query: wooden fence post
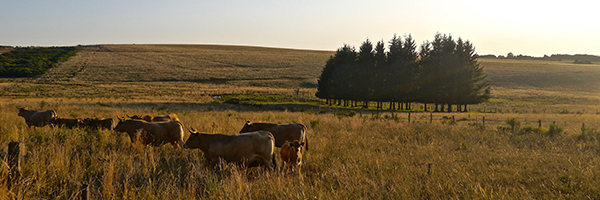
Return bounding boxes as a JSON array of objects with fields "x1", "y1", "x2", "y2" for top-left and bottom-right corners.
[
  {"x1": 8, "y1": 141, "x2": 21, "y2": 190},
  {"x1": 408, "y1": 112, "x2": 411, "y2": 123},
  {"x1": 81, "y1": 184, "x2": 89, "y2": 200},
  {"x1": 430, "y1": 113, "x2": 433, "y2": 123},
  {"x1": 538, "y1": 120, "x2": 542, "y2": 128},
  {"x1": 482, "y1": 117, "x2": 485, "y2": 127}
]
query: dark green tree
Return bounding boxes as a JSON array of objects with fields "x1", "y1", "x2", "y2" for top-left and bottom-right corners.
[{"x1": 316, "y1": 33, "x2": 490, "y2": 112}]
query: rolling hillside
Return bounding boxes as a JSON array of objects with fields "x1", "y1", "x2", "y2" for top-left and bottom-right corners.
[{"x1": 2, "y1": 44, "x2": 600, "y2": 107}]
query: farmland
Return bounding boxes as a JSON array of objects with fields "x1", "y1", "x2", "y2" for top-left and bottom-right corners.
[{"x1": 1, "y1": 44, "x2": 600, "y2": 199}]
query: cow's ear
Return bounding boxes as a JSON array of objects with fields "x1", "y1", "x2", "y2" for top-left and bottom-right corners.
[{"x1": 245, "y1": 119, "x2": 251, "y2": 125}]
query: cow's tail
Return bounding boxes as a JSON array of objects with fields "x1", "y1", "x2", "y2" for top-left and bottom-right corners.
[
  {"x1": 305, "y1": 135, "x2": 309, "y2": 151},
  {"x1": 300, "y1": 123, "x2": 308, "y2": 151},
  {"x1": 48, "y1": 110, "x2": 58, "y2": 127},
  {"x1": 271, "y1": 152, "x2": 277, "y2": 170}
]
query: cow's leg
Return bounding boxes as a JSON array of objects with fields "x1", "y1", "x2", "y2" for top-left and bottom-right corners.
[{"x1": 270, "y1": 154, "x2": 277, "y2": 171}]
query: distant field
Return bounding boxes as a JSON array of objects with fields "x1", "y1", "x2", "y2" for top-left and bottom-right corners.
[
  {"x1": 44, "y1": 45, "x2": 331, "y2": 86},
  {"x1": 2, "y1": 45, "x2": 600, "y2": 107}
]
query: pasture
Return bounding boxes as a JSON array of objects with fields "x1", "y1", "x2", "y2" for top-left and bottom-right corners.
[{"x1": 1, "y1": 45, "x2": 600, "y2": 199}]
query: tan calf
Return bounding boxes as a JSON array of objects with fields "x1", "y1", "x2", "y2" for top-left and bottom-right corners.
[{"x1": 281, "y1": 140, "x2": 304, "y2": 171}]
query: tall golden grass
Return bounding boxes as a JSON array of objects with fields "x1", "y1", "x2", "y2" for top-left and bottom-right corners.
[
  {"x1": 1, "y1": 98, "x2": 600, "y2": 199},
  {"x1": 1, "y1": 45, "x2": 600, "y2": 199}
]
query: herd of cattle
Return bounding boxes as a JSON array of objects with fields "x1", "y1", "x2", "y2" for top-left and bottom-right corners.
[{"x1": 16, "y1": 106, "x2": 309, "y2": 171}]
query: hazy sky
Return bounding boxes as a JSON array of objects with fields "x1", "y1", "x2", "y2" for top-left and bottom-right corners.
[{"x1": 2, "y1": 0, "x2": 599, "y2": 56}]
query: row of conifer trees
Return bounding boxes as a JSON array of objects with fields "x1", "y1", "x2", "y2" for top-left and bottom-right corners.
[{"x1": 315, "y1": 33, "x2": 491, "y2": 112}]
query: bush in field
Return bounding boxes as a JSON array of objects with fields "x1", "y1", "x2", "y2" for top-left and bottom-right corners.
[
  {"x1": 575, "y1": 124, "x2": 600, "y2": 141},
  {"x1": 545, "y1": 123, "x2": 564, "y2": 137},
  {"x1": 506, "y1": 118, "x2": 520, "y2": 133},
  {"x1": 519, "y1": 125, "x2": 545, "y2": 134}
]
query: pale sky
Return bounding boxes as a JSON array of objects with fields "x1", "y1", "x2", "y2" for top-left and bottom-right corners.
[{"x1": 2, "y1": 0, "x2": 599, "y2": 57}]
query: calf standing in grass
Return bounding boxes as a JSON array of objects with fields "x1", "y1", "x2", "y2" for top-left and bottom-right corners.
[
  {"x1": 281, "y1": 140, "x2": 305, "y2": 173},
  {"x1": 185, "y1": 128, "x2": 276, "y2": 170}
]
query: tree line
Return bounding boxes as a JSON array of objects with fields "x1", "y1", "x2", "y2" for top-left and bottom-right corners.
[
  {"x1": 0, "y1": 46, "x2": 79, "y2": 78},
  {"x1": 316, "y1": 33, "x2": 491, "y2": 112}
]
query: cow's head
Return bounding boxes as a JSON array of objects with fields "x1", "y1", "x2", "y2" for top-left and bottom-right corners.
[
  {"x1": 117, "y1": 116, "x2": 126, "y2": 122},
  {"x1": 285, "y1": 140, "x2": 304, "y2": 166},
  {"x1": 113, "y1": 116, "x2": 128, "y2": 131},
  {"x1": 290, "y1": 140, "x2": 305, "y2": 153},
  {"x1": 185, "y1": 128, "x2": 202, "y2": 149},
  {"x1": 239, "y1": 120, "x2": 254, "y2": 133},
  {"x1": 16, "y1": 106, "x2": 28, "y2": 116}
]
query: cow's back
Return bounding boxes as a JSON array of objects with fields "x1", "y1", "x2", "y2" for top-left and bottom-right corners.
[
  {"x1": 145, "y1": 121, "x2": 184, "y2": 145},
  {"x1": 261, "y1": 123, "x2": 305, "y2": 147}
]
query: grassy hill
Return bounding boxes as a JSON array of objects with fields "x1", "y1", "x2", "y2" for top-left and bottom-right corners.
[
  {"x1": 1, "y1": 44, "x2": 332, "y2": 100},
  {"x1": 43, "y1": 44, "x2": 331, "y2": 87},
  {"x1": 3, "y1": 44, "x2": 600, "y2": 108}
]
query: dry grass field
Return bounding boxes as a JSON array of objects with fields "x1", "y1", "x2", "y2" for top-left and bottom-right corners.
[{"x1": 1, "y1": 45, "x2": 600, "y2": 199}]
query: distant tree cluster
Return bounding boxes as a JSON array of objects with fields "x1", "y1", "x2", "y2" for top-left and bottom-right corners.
[
  {"x1": 316, "y1": 33, "x2": 491, "y2": 112},
  {"x1": 0, "y1": 47, "x2": 79, "y2": 78},
  {"x1": 481, "y1": 53, "x2": 600, "y2": 64}
]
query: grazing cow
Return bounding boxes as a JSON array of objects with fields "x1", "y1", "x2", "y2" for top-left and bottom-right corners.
[
  {"x1": 113, "y1": 117, "x2": 185, "y2": 148},
  {"x1": 281, "y1": 140, "x2": 305, "y2": 171},
  {"x1": 185, "y1": 128, "x2": 276, "y2": 170},
  {"x1": 239, "y1": 120, "x2": 309, "y2": 150},
  {"x1": 127, "y1": 114, "x2": 179, "y2": 122},
  {"x1": 83, "y1": 118, "x2": 114, "y2": 130},
  {"x1": 16, "y1": 106, "x2": 57, "y2": 127},
  {"x1": 50, "y1": 117, "x2": 84, "y2": 129}
]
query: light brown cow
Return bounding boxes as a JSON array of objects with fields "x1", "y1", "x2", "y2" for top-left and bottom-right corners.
[
  {"x1": 127, "y1": 114, "x2": 179, "y2": 122},
  {"x1": 185, "y1": 128, "x2": 276, "y2": 170},
  {"x1": 239, "y1": 120, "x2": 309, "y2": 150},
  {"x1": 16, "y1": 106, "x2": 57, "y2": 127},
  {"x1": 281, "y1": 140, "x2": 304, "y2": 172},
  {"x1": 83, "y1": 118, "x2": 114, "y2": 130},
  {"x1": 113, "y1": 117, "x2": 185, "y2": 148},
  {"x1": 50, "y1": 117, "x2": 84, "y2": 129}
]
